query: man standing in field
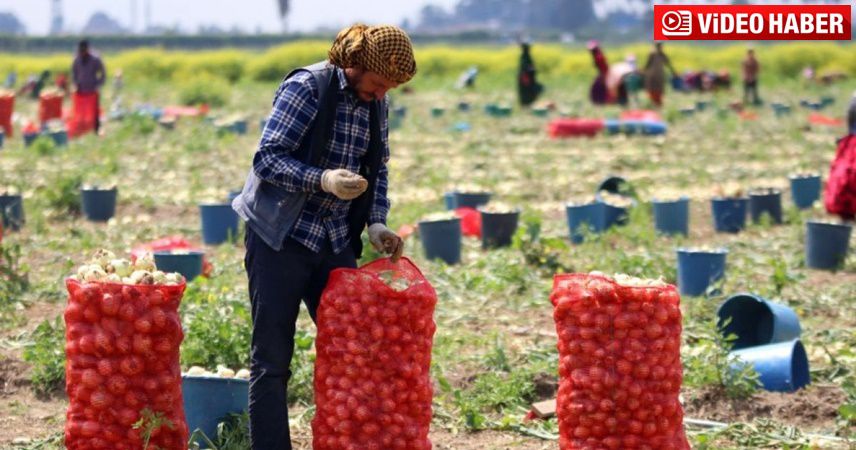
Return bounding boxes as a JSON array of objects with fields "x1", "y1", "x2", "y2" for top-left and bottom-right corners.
[
  {"x1": 71, "y1": 39, "x2": 106, "y2": 135},
  {"x1": 742, "y1": 48, "x2": 761, "y2": 106},
  {"x1": 232, "y1": 24, "x2": 414, "y2": 450}
]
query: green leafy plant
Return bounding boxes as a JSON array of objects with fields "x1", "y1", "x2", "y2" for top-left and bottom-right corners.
[
  {"x1": 0, "y1": 242, "x2": 30, "y2": 312},
  {"x1": 288, "y1": 329, "x2": 316, "y2": 405},
  {"x1": 42, "y1": 172, "x2": 83, "y2": 215},
  {"x1": 180, "y1": 284, "x2": 251, "y2": 370},
  {"x1": 133, "y1": 408, "x2": 175, "y2": 450},
  {"x1": 30, "y1": 135, "x2": 58, "y2": 156},
  {"x1": 768, "y1": 257, "x2": 801, "y2": 296},
  {"x1": 188, "y1": 412, "x2": 250, "y2": 450},
  {"x1": 22, "y1": 317, "x2": 65, "y2": 395},
  {"x1": 684, "y1": 318, "x2": 761, "y2": 399}
]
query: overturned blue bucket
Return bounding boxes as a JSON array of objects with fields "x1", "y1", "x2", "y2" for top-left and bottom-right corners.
[
  {"x1": 711, "y1": 197, "x2": 748, "y2": 233},
  {"x1": 200, "y1": 203, "x2": 239, "y2": 245},
  {"x1": 81, "y1": 187, "x2": 118, "y2": 222},
  {"x1": 49, "y1": 129, "x2": 68, "y2": 146},
  {"x1": 154, "y1": 250, "x2": 205, "y2": 281},
  {"x1": 676, "y1": 248, "x2": 728, "y2": 297},
  {"x1": 790, "y1": 175, "x2": 821, "y2": 210},
  {"x1": 480, "y1": 209, "x2": 520, "y2": 249},
  {"x1": 454, "y1": 192, "x2": 491, "y2": 209},
  {"x1": 566, "y1": 203, "x2": 603, "y2": 244},
  {"x1": 717, "y1": 293, "x2": 802, "y2": 349},
  {"x1": 749, "y1": 189, "x2": 783, "y2": 224},
  {"x1": 183, "y1": 376, "x2": 249, "y2": 445},
  {"x1": 0, "y1": 194, "x2": 25, "y2": 231},
  {"x1": 805, "y1": 221, "x2": 852, "y2": 270},
  {"x1": 730, "y1": 339, "x2": 810, "y2": 392},
  {"x1": 653, "y1": 197, "x2": 690, "y2": 236},
  {"x1": 418, "y1": 218, "x2": 462, "y2": 265}
]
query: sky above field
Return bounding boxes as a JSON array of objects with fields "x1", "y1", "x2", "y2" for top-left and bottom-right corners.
[{"x1": 0, "y1": 0, "x2": 460, "y2": 35}]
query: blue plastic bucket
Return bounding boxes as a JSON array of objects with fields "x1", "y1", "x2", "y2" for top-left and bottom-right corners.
[
  {"x1": 789, "y1": 175, "x2": 821, "y2": 210},
  {"x1": 805, "y1": 221, "x2": 852, "y2": 270},
  {"x1": 730, "y1": 340, "x2": 810, "y2": 392},
  {"x1": 431, "y1": 107, "x2": 445, "y2": 118},
  {"x1": 566, "y1": 203, "x2": 602, "y2": 244},
  {"x1": 711, "y1": 197, "x2": 748, "y2": 233},
  {"x1": 418, "y1": 218, "x2": 462, "y2": 264},
  {"x1": 491, "y1": 106, "x2": 512, "y2": 117},
  {"x1": 0, "y1": 194, "x2": 25, "y2": 231},
  {"x1": 451, "y1": 122, "x2": 471, "y2": 133},
  {"x1": 749, "y1": 189, "x2": 783, "y2": 224},
  {"x1": 81, "y1": 188, "x2": 117, "y2": 222},
  {"x1": 200, "y1": 203, "x2": 240, "y2": 245},
  {"x1": 443, "y1": 192, "x2": 457, "y2": 210},
  {"x1": 457, "y1": 102, "x2": 471, "y2": 112},
  {"x1": 676, "y1": 248, "x2": 728, "y2": 297},
  {"x1": 653, "y1": 198, "x2": 690, "y2": 236},
  {"x1": 600, "y1": 202, "x2": 630, "y2": 228},
  {"x1": 717, "y1": 293, "x2": 802, "y2": 349},
  {"x1": 453, "y1": 192, "x2": 491, "y2": 209},
  {"x1": 393, "y1": 106, "x2": 407, "y2": 119},
  {"x1": 771, "y1": 103, "x2": 791, "y2": 116},
  {"x1": 153, "y1": 250, "x2": 205, "y2": 281},
  {"x1": 183, "y1": 376, "x2": 249, "y2": 445},
  {"x1": 227, "y1": 189, "x2": 242, "y2": 204},
  {"x1": 532, "y1": 107, "x2": 549, "y2": 117},
  {"x1": 23, "y1": 132, "x2": 38, "y2": 147},
  {"x1": 49, "y1": 130, "x2": 68, "y2": 146},
  {"x1": 696, "y1": 101, "x2": 709, "y2": 111},
  {"x1": 641, "y1": 121, "x2": 667, "y2": 136},
  {"x1": 480, "y1": 210, "x2": 520, "y2": 249}
]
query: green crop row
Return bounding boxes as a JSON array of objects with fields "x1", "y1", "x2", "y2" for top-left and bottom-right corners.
[{"x1": 0, "y1": 41, "x2": 852, "y2": 87}]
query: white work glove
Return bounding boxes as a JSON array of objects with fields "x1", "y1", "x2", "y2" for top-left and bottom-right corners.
[
  {"x1": 321, "y1": 169, "x2": 368, "y2": 200},
  {"x1": 368, "y1": 223, "x2": 404, "y2": 263}
]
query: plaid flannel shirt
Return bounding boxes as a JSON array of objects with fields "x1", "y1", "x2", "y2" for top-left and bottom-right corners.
[{"x1": 253, "y1": 67, "x2": 390, "y2": 254}]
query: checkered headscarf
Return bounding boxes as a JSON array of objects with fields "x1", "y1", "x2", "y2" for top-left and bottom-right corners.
[{"x1": 328, "y1": 24, "x2": 417, "y2": 84}]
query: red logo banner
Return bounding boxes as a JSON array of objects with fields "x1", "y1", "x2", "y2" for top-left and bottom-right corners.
[{"x1": 654, "y1": 5, "x2": 852, "y2": 41}]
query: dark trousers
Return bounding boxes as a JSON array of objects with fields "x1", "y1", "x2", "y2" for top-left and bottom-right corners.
[
  {"x1": 744, "y1": 80, "x2": 760, "y2": 105},
  {"x1": 244, "y1": 227, "x2": 356, "y2": 450}
]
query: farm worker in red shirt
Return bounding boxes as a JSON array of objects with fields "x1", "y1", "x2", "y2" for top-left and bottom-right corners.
[{"x1": 824, "y1": 92, "x2": 856, "y2": 220}]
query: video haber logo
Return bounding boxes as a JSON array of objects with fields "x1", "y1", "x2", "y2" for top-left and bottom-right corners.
[{"x1": 654, "y1": 5, "x2": 852, "y2": 41}]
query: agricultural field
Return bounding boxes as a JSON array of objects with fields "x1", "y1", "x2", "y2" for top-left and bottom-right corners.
[{"x1": 0, "y1": 43, "x2": 855, "y2": 449}]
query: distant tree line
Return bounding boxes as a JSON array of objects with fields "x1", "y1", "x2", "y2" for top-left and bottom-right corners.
[{"x1": 414, "y1": 0, "x2": 597, "y2": 33}]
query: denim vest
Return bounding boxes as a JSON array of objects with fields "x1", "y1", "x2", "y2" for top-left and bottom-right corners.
[{"x1": 232, "y1": 61, "x2": 383, "y2": 257}]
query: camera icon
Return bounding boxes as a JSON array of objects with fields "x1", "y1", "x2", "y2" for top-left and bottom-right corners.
[{"x1": 661, "y1": 10, "x2": 692, "y2": 36}]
